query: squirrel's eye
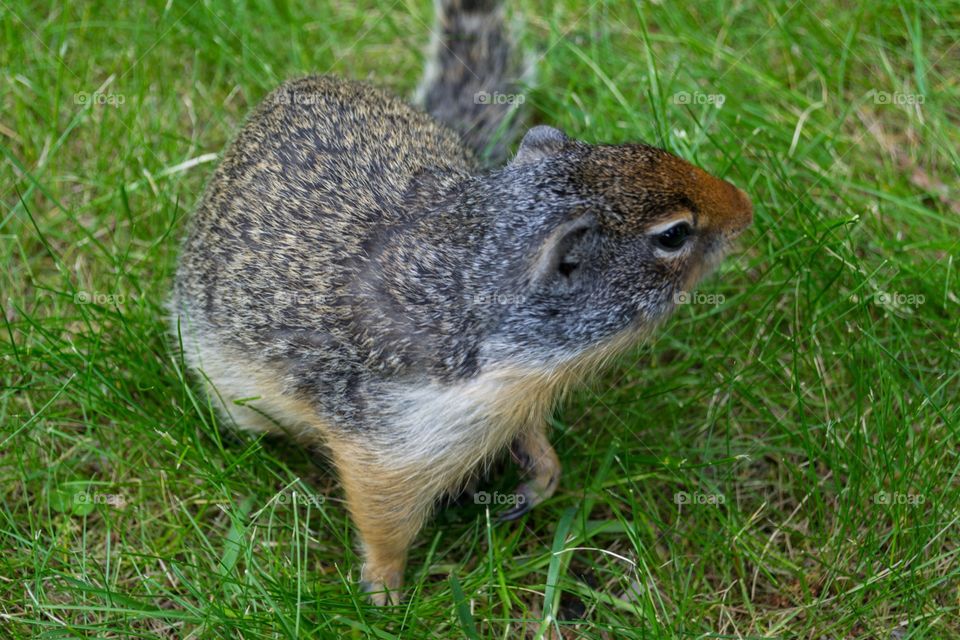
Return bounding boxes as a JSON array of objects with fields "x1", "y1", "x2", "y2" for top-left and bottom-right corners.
[{"x1": 653, "y1": 222, "x2": 692, "y2": 251}]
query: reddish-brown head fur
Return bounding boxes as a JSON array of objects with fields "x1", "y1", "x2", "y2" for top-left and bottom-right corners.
[{"x1": 576, "y1": 144, "x2": 753, "y2": 239}]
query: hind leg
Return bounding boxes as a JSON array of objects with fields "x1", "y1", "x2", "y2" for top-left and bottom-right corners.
[{"x1": 326, "y1": 438, "x2": 449, "y2": 605}]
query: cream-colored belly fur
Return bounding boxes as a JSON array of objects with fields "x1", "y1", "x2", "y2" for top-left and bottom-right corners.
[{"x1": 178, "y1": 330, "x2": 566, "y2": 489}]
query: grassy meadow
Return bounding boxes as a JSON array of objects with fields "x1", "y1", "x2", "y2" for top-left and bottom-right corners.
[{"x1": 2, "y1": 0, "x2": 958, "y2": 637}]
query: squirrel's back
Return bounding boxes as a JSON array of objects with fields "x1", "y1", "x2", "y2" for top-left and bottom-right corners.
[
  {"x1": 174, "y1": 0, "x2": 521, "y2": 382},
  {"x1": 174, "y1": 75, "x2": 472, "y2": 347},
  {"x1": 174, "y1": 0, "x2": 521, "y2": 348}
]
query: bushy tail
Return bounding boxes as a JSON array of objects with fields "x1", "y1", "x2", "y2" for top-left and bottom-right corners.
[{"x1": 416, "y1": 0, "x2": 525, "y2": 164}]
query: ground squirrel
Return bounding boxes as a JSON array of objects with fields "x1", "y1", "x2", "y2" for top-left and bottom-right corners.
[{"x1": 171, "y1": 0, "x2": 753, "y2": 604}]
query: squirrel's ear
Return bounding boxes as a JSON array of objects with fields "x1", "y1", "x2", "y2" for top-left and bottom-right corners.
[
  {"x1": 512, "y1": 126, "x2": 569, "y2": 166},
  {"x1": 530, "y1": 215, "x2": 597, "y2": 286}
]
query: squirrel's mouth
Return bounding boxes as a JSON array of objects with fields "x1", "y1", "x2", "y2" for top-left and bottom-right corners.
[
  {"x1": 674, "y1": 234, "x2": 741, "y2": 298},
  {"x1": 702, "y1": 235, "x2": 735, "y2": 271}
]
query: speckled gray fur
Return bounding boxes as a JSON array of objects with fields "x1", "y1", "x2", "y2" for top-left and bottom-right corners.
[
  {"x1": 173, "y1": 67, "x2": 746, "y2": 433},
  {"x1": 171, "y1": 0, "x2": 752, "y2": 602}
]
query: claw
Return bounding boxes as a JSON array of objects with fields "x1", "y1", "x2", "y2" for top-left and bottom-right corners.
[
  {"x1": 495, "y1": 481, "x2": 541, "y2": 522},
  {"x1": 497, "y1": 501, "x2": 531, "y2": 522}
]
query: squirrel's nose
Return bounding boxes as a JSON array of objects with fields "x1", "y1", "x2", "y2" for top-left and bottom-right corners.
[{"x1": 714, "y1": 182, "x2": 753, "y2": 238}]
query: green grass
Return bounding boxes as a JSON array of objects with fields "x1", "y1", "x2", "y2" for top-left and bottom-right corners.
[{"x1": 2, "y1": 0, "x2": 959, "y2": 637}]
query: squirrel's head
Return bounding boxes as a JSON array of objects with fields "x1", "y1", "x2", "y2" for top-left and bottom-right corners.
[{"x1": 479, "y1": 125, "x2": 753, "y2": 368}]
